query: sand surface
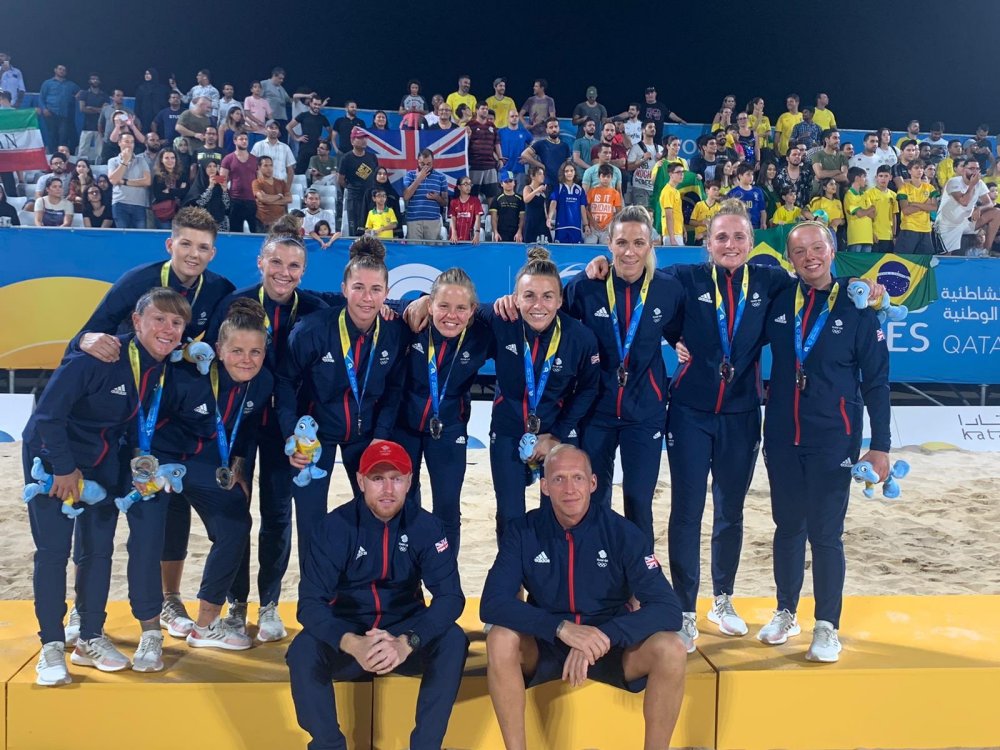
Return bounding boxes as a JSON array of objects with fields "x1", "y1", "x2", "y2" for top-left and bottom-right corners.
[{"x1": 3, "y1": 442, "x2": 999, "y2": 602}]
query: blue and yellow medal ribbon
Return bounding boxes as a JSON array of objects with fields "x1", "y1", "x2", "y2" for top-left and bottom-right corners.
[
  {"x1": 711, "y1": 264, "x2": 749, "y2": 363},
  {"x1": 339, "y1": 309, "x2": 380, "y2": 428},
  {"x1": 128, "y1": 339, "x2": 165, "y2": 454},
  {"x1": 605, "y1": 268, "x2": 650, "y2": 371},
  {"x1": 793, "y1": 281, "x2": 840, "y2": 370},
  {"x1": 522, "y1": 318, "x2": 561, "y2": 428}
]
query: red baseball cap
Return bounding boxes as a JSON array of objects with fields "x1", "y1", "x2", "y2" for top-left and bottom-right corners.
[
  {"x1": 350, "y1": 126, "x2": 367, "y2": 140},
  {"x1": 359, "y1": 441, "x2": 412, "y2": 476}
]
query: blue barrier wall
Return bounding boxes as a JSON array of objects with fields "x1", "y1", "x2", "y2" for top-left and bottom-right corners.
[{"x1": 0, "y1": 227, "x2": 997, "y2": 383}]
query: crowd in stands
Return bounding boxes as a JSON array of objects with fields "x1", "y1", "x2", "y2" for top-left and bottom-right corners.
[{"x1": 1, "y1": 56, "x2": 998, "y2": 256}]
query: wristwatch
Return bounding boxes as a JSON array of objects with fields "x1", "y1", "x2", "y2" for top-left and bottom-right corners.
[
  {"x1": 122, "y1": 178, "x2": 128, "y2": 186},
  {"x1": 403, "y1": 631, "x2": 421, "y2": 650}
]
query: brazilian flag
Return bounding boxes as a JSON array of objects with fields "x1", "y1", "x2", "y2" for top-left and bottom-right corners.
[
  {"x1": 749, "y1": 225, "x2": 794, "y2": 272},
  {"x1": 649, "y1": 163, "x2": 705, "y2": 240},
  {"x1": 833, "y1": 253, "x2": 938, "y2": 310}
]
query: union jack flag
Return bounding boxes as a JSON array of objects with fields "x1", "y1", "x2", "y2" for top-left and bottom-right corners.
[
  {"x1": 435, "y1": 538, "x2": 450, "y2": 553},
  {"x1": 644, "y1": 555, "x2": 660, "y2": 570},
  {"x1": 361, "y1": 128, "x2": 469, "y2": 193}
]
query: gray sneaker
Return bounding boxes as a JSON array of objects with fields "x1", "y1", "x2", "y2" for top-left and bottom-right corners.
[
  {"x1": 36, "y1": 641, "x2": 72, "y2": 686},
  {"x1": 223, "y1": 600, "x2": 248, "y2": 635},
  {"x1": 806, "y1": 620, "x2": 842, "y2": 663},
  {"x1": 132, "y1": 630, "x2": 165, "y2": 672},
  {"x1": 160, "y1": 595, "x2": 195, "y2": 638},
  {"x1": 256, "y1": 602, "x2": 287, "y2": 643},
  {"x1": 64, "y1": 606, "x2": 81, "y2": 647},
  {"x1": 678, "y1": 612, "x2": 698, "y2": 654}
]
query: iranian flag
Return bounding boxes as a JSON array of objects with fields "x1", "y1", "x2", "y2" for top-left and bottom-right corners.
[{"x1": 0, "y1": 109, "x2": 49, "y2": 171}]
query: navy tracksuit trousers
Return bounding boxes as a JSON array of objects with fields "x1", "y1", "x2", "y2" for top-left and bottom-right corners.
[
  {"x1": 286, "y1": 624, "x2": 469, "y2": 750},
  {"x1": 665, "y1": 402, "x2": 761, "y2": 611},
  {"x1": 764, "y1": 441, "x2": 857, "y2": 629}
]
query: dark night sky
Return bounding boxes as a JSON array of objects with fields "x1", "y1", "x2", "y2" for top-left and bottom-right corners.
[{"x1": 6, "y1": 0, "x2": 996, "y2": 134}]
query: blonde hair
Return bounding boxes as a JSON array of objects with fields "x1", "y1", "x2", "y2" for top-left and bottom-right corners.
[
  {"x1": 134, "y1": 287, "x2": 192, "y2": 323},
  {"x1": 705, "y1": 198, "x2": 754, "y2": 239},
  {"x1": 430, "y1": 267, "x2": 479, "y2": 307},
  {"x1": 514, "y1": 246, "x2": 562, "y2": 293},
  {"x1": 609, "y1": 205, "x2": 657, "y2": 276},
  {"x1": 786, "y1": 220, "x2": 836, "y2": 251},
  {"x1": 218, "y1": 298, "x2": 268, "y2": 347}
]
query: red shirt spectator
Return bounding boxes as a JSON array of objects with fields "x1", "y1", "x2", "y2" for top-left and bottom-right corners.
[
  {"x1": 468, "y1": 107, "x2": 500, "y2": 171},
  {"x1": 220, "y1": 150, "x2": 259, "y2": 201},
  {"x1": 448, "y1": 191, "x2": 484, "y2": 242}
]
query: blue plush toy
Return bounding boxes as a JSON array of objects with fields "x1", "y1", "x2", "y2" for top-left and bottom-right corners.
[
  {"x1": 115, "y1": 463, "x2": 187, "y2": 513},
  {"x1": 170, "y1": 340, "x2": 215, "y2": 375},
  {"x1": 846, "y1": 280, "x2": 908, "y2": 325},
  {"x1": 23, "y1": 457, "x2": 107, "y2": 518},
  {"x1": 852, "y1": 459, "x2": 911, "y2": 499},
  {"x1": 518, "y1": 433, "x2": 542, "y2": 486},
  {"x1": 284, "y1": 416, "x2": 328, "y2": 487}
]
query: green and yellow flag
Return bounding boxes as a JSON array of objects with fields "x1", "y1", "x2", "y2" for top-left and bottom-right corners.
[
  {"x1": 748, "y1": 225, "x2": 794, "y2": 272},
  {"x1": 833, "y1": 252, "x2": 938, "y2": 309}
]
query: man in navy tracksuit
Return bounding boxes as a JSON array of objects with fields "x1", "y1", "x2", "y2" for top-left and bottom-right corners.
[
  {"x1": 758, "y1": 222, "x2": 891, "y2": 663},
  {"x1": 286, "y1": 441, "x2": 468, "y2": 750},
  {"x1": 563, "y1": 213, "x2": 686, "y2": 549},
  {"x1": 481, "y1": 445, "x2": 688, "y2": 750}
]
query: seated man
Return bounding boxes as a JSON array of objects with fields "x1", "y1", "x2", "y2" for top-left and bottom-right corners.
[
  {"x1": 481, "y1": 445, "x2": 688, "y2": 750},
  {"x1": 286, "y1": 440, "x2": 469, "y2": 750}
]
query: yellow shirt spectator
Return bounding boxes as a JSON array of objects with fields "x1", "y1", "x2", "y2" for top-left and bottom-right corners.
[
  {"x1": 445, "y1": 91, "x2": 476, "y2": 122},
  {"x1": 865, "y1": 186, "x2": 898, "y2": 241},
  {"x1": 748, "y1": 114, "x2": 773, "y2": 149},
  {"x1": 690, "y1": 199, "x2": 721, "y2": 240},
  {"x1": 812, "y1": 108, "x2": 837, "y2": 131},
  {"x1": 771, "y1": 205, "x2": 802, "y2": 225},
  {"x1": 808, "y1": 196, "x2": 845, "y2": 226},
  {"x1": 774, "y1": 111, "x2": 803, "y2": 155},
  {"x1": 896, "y1": 182, "x2": 937, "y2": 233},
  {"x1": 659, "y1": 184, "x2": 684, "y2": 238},
  {"x1": 650, "y1": 157, "x2": 688, "y2": 183},
  {"x1": 365, "y1": 207, "x2": 398, "y2": 238},
  {"x1": 843, "y1": 188, "x2": 874, "y2": 245},
  {"x1": 486, "y1": 95, "x2": 518, "y2": 125},
  {"x1": 936, "y1": 157, "x2": 956, "y2": 190}
]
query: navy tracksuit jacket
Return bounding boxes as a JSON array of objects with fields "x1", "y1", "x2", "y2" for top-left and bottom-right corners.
[
  {"x1": 396, "y1": 318, "x2": 494, "y2": 552},
  {"x1": 663, "y1": 262, "x2": 795, "y2": 611},
  {"x1": 480, "y1": 307, "x2": 601, "y2": 535},
  {"x1": 23, "y1": 335, "x2": 168, "y2": 642},
  {"x1": 763, "y1": 277, "x2": 891, "y2": 628},
  {"x1": 562, "y1": 267, "x2": 684, "y2": 546},
  {"x1": 287, "y1": 498, "x2": 467, "y2": 750}
]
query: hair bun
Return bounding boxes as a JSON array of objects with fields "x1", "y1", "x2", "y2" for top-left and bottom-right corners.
[
  {"x1": 526, "y1": 245, "x2": 551, "y2": 263},
  {"x1": 349, "y1": 236, "x2": 387, "y2": 262},
  {"x1": 226, "y1": 298, "x2": 267, "y2": 329}
]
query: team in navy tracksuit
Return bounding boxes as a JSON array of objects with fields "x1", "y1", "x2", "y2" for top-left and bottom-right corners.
[
  {"x1": 189, "y1": 285, "x2": 327, "y2": 608},
  {"x1": 396, "y1": 317, "x2": 493, "y2": 554},
  {"x1": 481, "y1": 306, "x2": 601, "y2": 537},
  {"x1": 275, "y1": 306, "x2": 407, "y2": 562},
  {"x1": 664, "y1": 261, "x2": 795, "y2": 613},
  {"x1": 152, "y1": 361, "x2": 273, "y2": 608},
  {"x1": 763, "y1": 277, "x2": 890, "y2": 628},
  {"x1": 286, "y1": 497, "x2": 468, "y2": 750},
  {"x1": 74, "y1": 260, "x2": 235, "y2": 348},
  {"x1": 24, "y1": 335, "x2": 170, "y2": 645},
  {"x1": 562, "y1": 267, "x2": 684, "y2": 548},
  {"x1": 480, "y1": 500, "x2": 682, "y2": 690}
]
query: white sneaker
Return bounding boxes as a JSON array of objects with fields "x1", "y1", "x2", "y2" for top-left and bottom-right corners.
[
  {"x1": 160, "y1": 595, "x2": 195, "y2": 638},
  {"x1": 223, "y1": 600, "x2": 248, "y2": 634},
  {"x1": 256, "y1": 602, "x2": 287, "y2": 643},
  {"x1": 132, "y1": 630, "x2": 165, "y2": 672},
  {"x1": 64, "y1": 606, "x2": 81, "y2": 647},
  {"x1": 71, "y1": 634, "x2": 131, "y2": 672},
  {"x1": 678, "y1": 612, "x2": 699, "y2": 654},
  {"x1": 36, "y1": 641, "x2": 72, "y2": 686},
  {"x1": 757, "y1": 609, "x2": 801, "y2": 645},
  {"x1": 707, "y1": 594, "x2": 749, "y2": 636},
  {"x1": 806, "y1": 620, "x2": 842, "y2": 663},
  {"x1": 187, "y1": 617, "x2": 253, "y2": 651}
]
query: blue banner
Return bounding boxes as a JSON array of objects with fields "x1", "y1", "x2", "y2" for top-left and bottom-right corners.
[{"x1": 0, "y1": 227, "x2": 997, "y2": 383}]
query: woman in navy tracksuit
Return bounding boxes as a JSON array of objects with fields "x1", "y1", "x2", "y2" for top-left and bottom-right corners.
[
  {"x1": 396, "y1": 268, "x2": 493, "y2": 555},
  {"x1": 165, "y1": 232, "x2": 328, "y2": 643},
  {"x1": 25, "y1": 288, "x2": 190, "y2": 686},
  {"x1": 564, "y1": 205, "x2": 685, "y2": 549},
  {"x1": 758, "y1": 222, "x2": 891, "y2": 663},
  {"x1": 275, "y1": 237, "x2": 407, "y2": 566},
  {"x1": 153, "y1": 299, "x2": 273, "y2": 652},
  {"x1": 485, "y1": 247, "x2": 601, "y2": 538}
]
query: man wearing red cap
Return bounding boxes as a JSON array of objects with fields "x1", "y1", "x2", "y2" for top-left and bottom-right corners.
[
  {"x1": 338, "y1": 127, "x2": 379, "y2": 236},
  {"x1": 286, "y1": 440, "x2": 469, "y2": 750}
]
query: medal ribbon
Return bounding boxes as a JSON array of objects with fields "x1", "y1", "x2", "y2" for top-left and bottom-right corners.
[
  {"x1": 259, "y1": 285, "x2": 298, "y2": 338},
  {"x1": 427, "y1": 327, "x2": 466, "y2": 427},
  {"x1": 522, "y1": 318, "x2": 561, "y2": 426},
  {"x1": 339, "y1": 309, "x2": 380, "y2": 420},
  {"x1": 161, "y1": 260, "x2": 204, "y2": 311},
  {"x1": 605, "y1": 269, "x2": 651, "y2": 371},
  {"x1": 711, "y1": 264, "x2": 749, "y2": 362},
  {"x1": 210, "y1": 362, "x2": 247, "y2": 469},
  {"x1": 794, "y1": 281, "x2": 840, "y2": 370},
  {"x1": 128, "y1": 339, "x2": 165, "y2": 454}
]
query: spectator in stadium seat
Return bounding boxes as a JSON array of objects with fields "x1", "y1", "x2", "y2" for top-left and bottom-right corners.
[
  {"x1": 547, "y1": 161, "x2": 590, "y2": 243},
  {"x1": 428, "y1": 102, "x2": 456, "y2": 131},
  {"x1": 924, "y1": 122, "x2": 949, "y2": 164},
  {"x1": 774, "y1": 94, "x2": 803, "y2": 157},
  {"x1": 76, "y1": 73, "x2": 108, "y2": 164},
  {"x1": 806, "y1": 177, "x2": 845, "y2": 234},
  {"x1": 522, "y1": 165, "x2": 551, "y2": 243},
  {"x1": 182, "y1": 69, "x2": 220, "y2": 121},
  {"x1": 446, "y1": 75, "x2": 476, "y2": 125},
  {"x1": 892, "y1": 139, "x2": 919, "y2": 190},
  {"x1": 490, "y1": 170, "x2": 525, "y2": 242},
  {"x1": 332, "y1": 100, "x2": 365, "y2": 154},
  {"x1": 811, "y1": 129, "x2": 849, "y2": 193},
  {"x1": 153, "y1": 92, "x2": 184, "y2": 144},
  {"x1": 286, "y1": 441, "x2": 468, "y2": 750},
  {"x1": 866, "y1": 166, "x2": 897, "y2": 252},
  {"x1": 690, "y1": 134, "x2": 721, "y2": 182},
  {"x1": 811, "y1": 92, "x2": 836, "y2": 131},
  {"x1": 896, "y1": 161, "x2": 941, "y2": 254},
  {"x1": 728, "y1": 162, "x2": 768, "y2": 230},
  {"x1": 582, "y1": 144, "x2": 623, "y2": 193},
  {"x1": 0, "y1": 52, "x2": 26, "y2": 108},
  {"x1": 521, "y1": 117, "x2": 571, "y2": 189},
  {"x1": 843, "y1": 167, "x2": 876, "y2": 253},
  {"x1": 150, "y1": 149, "x2": 189, "y2": 229},
  {"x1": 481, "y1": 445, "x2": 687, "y2": 750},
  {"x1": 734, "y1": 111, "x2": 760, "y2": 166},
  {"x1": 307, "y1": 139, "x2": 337, "y2": 186},
  {"x1": 220, "y1": 132, "x2": 259, "y2": 232},
  {"x1": 252, "y1": 155, "x2": 290, "y2": 233},
  {"x1": 141, "y1": 132, "x2": 163, "y2": 173},
  {"x1": 39, "y1": 64, "x2": 80, "y2": 151},
  {"x1": 591, "y1": 120, "x2": 627, "y2": 171},
  {"x1": 403, "y1": 148, "x2": 448, "y2": 240},
  {"x1": 627, "y1": 121, "x2": 660, "y2": 208},
  {"x1": 849, "y1": 132, "x2": 881, "y2": 187},
  {"x1": 639, "y1": 85, "x2": 686, "y2": 142},
  {"x1": 107, "y1": 133, "x2": 151, "y2": 229},
  {"x1": 520, "y1": 79, "x2": 556, "y2": 138},
  {"x1": 362, "y1": 167, "x2": 403, "y2": 238},
  {"x1": 468, "y1": 101, "x2": 503, "y2": 201},
  {"x1": 301, "y1": 186, "x2": 337, "y2": 237},
  {"x1": 614, "y1": 102, "x2": 642, "y2": 147},
  {"x1": 288, "y1": 95, "x2": 332, "y2": 175},
  {"x1": 895, "y1": 119, "x2": 921, "y2": 151},
  {"x1": 192, "y1": 127, "x2": 223, "y2": 180},
  {"x1": 104, "y1": 96, "x2": 147, "y2": 164},
  {"x1": 499, "y1": 109, "x2": 531, "y2": 191},
  {"x1": 935, "y1": 157, "x2": 1000, "y2": 253},
  {"x1": 176, "y1": 96, "x2": 212, "y2": 156},
  {"x1": 339, "y1": 128, "x2": 379, "y2": 236},
  {"x1": 134, "y1": 69, "x2": 169, "y2": 135},
  {"x1": 572, "y1": 86, "x2": 607, "y2": 139},
  {"x1": 217, "y1": 84, "x2": 240, "y2": 125},
  {"x1": 571, "y1": 118, "x2": 599, "y2": 175},
  {"x1": 398, "y1": 79, "x2": 426, "y2": 116},
  {"x1": 449, "y1": 176, "x2": 484, "y2": 243},
  {"x1": 936, "y1": 140, "x2": 964, "y2": 189},
  {"x1": 586, "y1": 164, "x2": 622, "y2": 244},
  {"x1": 34, "y1": 177, "x2": 73, "y2": 227},
  {"x1": 252, "y1": 120, "x2": 296, "y2": 187},
  {"x1": 423, "y1": 94, "x2": 445, "y2": 128},
  {"x1": 964, "y1": 124, "x2": 995, "y2": 174},
  {"x1": 487, "y1": 77, "x2": 517, "y2": 127},
  {"x1": 874, "y1": 127, "x2": 898, "y2": 168},
  {"x1": 26, "y1": 153, "x2": 72, "y2": 211},
  {"x1": 370, "y1": 110, "x2": 390, "y2": 136},
  {"x1": 242, "y1": 81, "x2": 272, "y2": 147},
  {"x1": 219, "y1": 107, "x2": 248, "y2": 155},
  {"x1": 790, "y1": 107, "x2": 821, "y2": 150}
]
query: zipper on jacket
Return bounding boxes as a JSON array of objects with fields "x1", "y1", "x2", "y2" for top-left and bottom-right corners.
[
  {"x1": 371, "y1": 524, "x2": 390, "y2": 628},
  {"x1": 839, "y1": 396, "x2": 851, "y2": 435},
  {"x1": 565, "y1": 531, "x2": 580, "y2": 625},
  {"x1": 615, "y1": 286, "x2": 631, "y2": 420},
  {"x1": 793, "y1": 289, "x2": 816, "y2": 446},
  {"x1": 715, "y1": 274, "x2": 737, "y2": 414}
]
